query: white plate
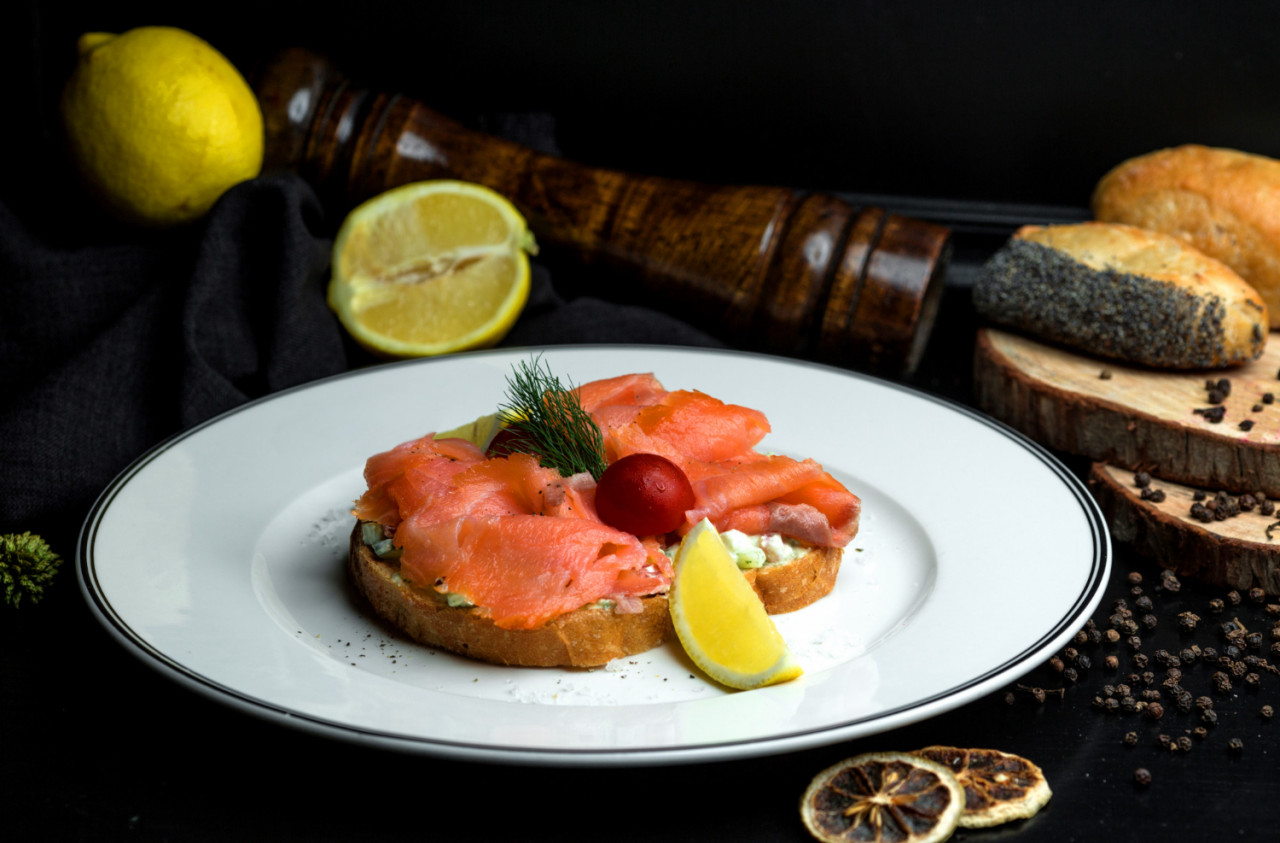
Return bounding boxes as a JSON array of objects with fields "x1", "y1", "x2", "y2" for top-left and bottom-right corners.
[{"x1": 78, "y1": 346, "x2": 1108, "y2": 766}]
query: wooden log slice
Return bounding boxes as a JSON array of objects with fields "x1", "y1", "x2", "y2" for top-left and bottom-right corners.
[
  {"x1": 1089, "y1": 462, "x2": 1280, "y2": 594},
  {"x1": 975, "y1": 327, "x2": 1280, "y2": 497}
]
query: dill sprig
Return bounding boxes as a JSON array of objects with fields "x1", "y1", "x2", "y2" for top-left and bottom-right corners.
[
  {"x1": 1, "y1": 532, "x2": 62, "y2": 608},
  {"x1": 496, "y1": 356, "x2": 608, "y2": 480}
]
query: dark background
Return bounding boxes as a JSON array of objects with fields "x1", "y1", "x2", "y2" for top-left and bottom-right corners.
[
  {"x1": 8, "y1": 1, "x2": 1280, "y2": 221},
  {"x1": 7, "y1": 3, "x2": 1280, "y2": 841}
]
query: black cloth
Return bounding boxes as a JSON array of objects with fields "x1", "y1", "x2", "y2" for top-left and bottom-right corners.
[{"x1": 0, "y1": 170, "x2": 722, "y2": 552}]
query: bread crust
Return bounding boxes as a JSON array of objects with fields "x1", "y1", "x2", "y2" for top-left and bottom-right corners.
[
  {"x1": 1093, "y1": 144, "x2": 1280, "y2": 327},
  {"x1": 347, "y1": 523, "x2": 842, "y2": 667},
  {"x1": 742, "y1": 545, "x2": 843, "y2": 614},
  {"x1": 974, "y1": 221, "x2": 1267, "y2": 369}
]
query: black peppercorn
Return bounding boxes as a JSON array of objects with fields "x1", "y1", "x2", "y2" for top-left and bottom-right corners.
[
  {"x1": 1228, "y1": 738, "x2": 1244, "y2": 753},
  {"x1": 1176, "y1": 735, "x2": 1193, "y2": 752},
  {"x1": 1123, "y1": 731, "x2": 1138, "y2": 747},
  {"x1": 1134, "y1": 768, "x2": 1152, "y2": 787},
  {"x1": 1262, "y1": 705, "x2": 1274, "y2": 719},
  {"x1": 1209, "y1": 598, "x2": 1226, "y2": 614}
]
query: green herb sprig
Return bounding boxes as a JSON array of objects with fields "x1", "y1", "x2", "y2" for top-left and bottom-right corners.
[
  {"x1": 1, "y1": 532, "x2": 62, "y2": 608},
  {"x1": 496, "y1": 356, "x2": 608, "y2": 480}
]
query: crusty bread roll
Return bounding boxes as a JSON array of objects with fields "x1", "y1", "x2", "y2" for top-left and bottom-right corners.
[
  {"x1": 347, "y1": 523, "x2": 842, "y2": 667},
  {"x1": 1092, "y1": 144, "x2": 1280, "y2": 328},
  {"x1": 973, "y1": 221, "x2": 1267, "y2": 369}
]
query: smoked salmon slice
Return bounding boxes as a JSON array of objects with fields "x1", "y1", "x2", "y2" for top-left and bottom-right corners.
[
  {"x1": 352, "y1": 371, "x2": 859, "y2": 630},
  {"x1": 397, "y1": 514, "x2": 667, "y2": 630},
  {"x1": 352, "y1": 434, "x2": 487, "y2": 528}
]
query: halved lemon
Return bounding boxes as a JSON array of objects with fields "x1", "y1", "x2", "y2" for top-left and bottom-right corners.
[
  {"x1": 327, "y1": 180, "x2": 536, "y2": 357},
  {"x1": 669, "y1": 518, "x2": 802, "y2": 690},
  {"x1": 800, "y1": 751, "x2": 965, "y2": 843}
]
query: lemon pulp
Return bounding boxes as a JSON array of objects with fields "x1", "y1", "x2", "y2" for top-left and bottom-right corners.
[{"x1": 327, "y1": 180, "x2": 535, "y2": 357}]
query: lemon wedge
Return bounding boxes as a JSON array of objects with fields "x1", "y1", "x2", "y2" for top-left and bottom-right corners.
[
  {"x1": 670, "y1": 518, "x2": 803, "y2": 690},
  {"x1": 327, "y1": 180, "x2": 536, "y2": 357},
  {"x1": 435, "y1": 412, "x2": 506, "y2": 448}
]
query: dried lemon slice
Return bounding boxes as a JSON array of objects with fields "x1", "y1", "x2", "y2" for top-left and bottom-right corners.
[
  {"x1": 328, "y1": 180, "x2": 535, "y2": 357},
  {"x1": 669, "y1": 518, "x2": 802, "y2": 690},
  {"x1": 912, "y1": 746, "x2": 1051, "y2": 829},
  {"x1": 800, "y1": 751, "x2": 964, "y2": 843}
]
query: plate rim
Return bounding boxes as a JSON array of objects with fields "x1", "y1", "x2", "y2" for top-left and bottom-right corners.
[{"x1": 76, "y1": 343, "x2": 1111, "y2": 766}]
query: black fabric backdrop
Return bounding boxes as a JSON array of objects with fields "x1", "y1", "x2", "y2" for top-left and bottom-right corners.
[{"x1": 0, "y1": 138, "x2": 723, "y2": 559}]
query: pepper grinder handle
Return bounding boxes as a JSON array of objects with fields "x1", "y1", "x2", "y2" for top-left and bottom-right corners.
[{"x1": 253, "y1": 47, "x2": 951, "y2": 376}]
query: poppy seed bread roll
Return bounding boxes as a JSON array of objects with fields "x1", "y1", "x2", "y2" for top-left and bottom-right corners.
[
  {"x1": 973, "y1": 222, "x2": 1268, "y2": 369},
  {"x1": 1092, "y1": 145, "x2": 1280, "y2": 328}
]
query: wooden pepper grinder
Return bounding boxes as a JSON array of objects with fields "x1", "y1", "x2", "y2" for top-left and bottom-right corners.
[{"x1": 253, "y1": 48, "x2": 952, "y2": 377}]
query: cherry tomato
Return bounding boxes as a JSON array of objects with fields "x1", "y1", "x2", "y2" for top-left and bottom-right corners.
[{"x1": 595, "y1": 453, "x2": 695, "y2": 536}]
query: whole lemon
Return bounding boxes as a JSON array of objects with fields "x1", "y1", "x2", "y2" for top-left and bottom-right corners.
[{"x1": 60, "y1": 27, "x2": 264, "y2": 227}]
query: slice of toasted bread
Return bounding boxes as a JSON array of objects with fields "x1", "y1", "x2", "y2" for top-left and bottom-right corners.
[
  {"x1": 741, "y1": 544, "x2": 843, "y2": 614},
  {"x1": 347, "y1": 525, "x2": 673, "y2": 667},
  {"x1": 347, "y1": 523, "x2": 843, "y2": 668}
]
